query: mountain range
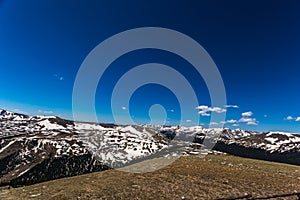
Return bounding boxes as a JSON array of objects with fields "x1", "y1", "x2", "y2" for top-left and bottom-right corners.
[{"x1": 0, "y1": 109, "x2": 299, "y2": 187}]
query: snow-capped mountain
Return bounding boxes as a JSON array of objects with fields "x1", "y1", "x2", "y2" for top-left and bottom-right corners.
[
  {"x1": 157, "y1": 125, "x2": 300, "y2": 162},
  {"x1": 0, "y1": 109, "x2": 170, "y2": 186},
  {"x1": 75, "y1": 124, "x2": 168, "y2": 168},
  {"x1": 0, "y1": 109, "x2": 299, "y2": 187},
  {"x1": 225, "y1": 131, "x2": 300, "y2": 153}
]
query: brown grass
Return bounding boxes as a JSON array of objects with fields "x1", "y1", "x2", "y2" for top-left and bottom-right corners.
[{"x1": 1, "y1": 154, "x2": 299, "y2": 200}]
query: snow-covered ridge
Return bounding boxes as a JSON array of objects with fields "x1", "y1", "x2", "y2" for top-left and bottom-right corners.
[
  {"x1": 0, "y1": 108, "x2": 300, "y2": 186},
  {"x1": 0, "y1": 109, "x2": 29, "y2": 121},
  {"x1": 0, "y1": 109, "x2": 171, "y2": 184}
]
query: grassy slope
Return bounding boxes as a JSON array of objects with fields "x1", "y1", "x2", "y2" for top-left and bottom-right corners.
[{"x1": 1, "y1": 154, "x2": 299, "y2": 200}]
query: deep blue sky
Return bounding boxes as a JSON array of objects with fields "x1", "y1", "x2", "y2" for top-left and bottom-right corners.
[{"x1": 1, "y1": 0, "x2": 300, "y2": 132}]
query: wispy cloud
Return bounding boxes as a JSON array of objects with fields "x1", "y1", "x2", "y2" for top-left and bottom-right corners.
[
  {"x1": 216, "y1": 120, "x2": 238, "y2": 126},
  {"x1": 227, "y1": 119, "x2": 237, "y2": 123},
  {"x1": 121, "y1": 106, "x2": 127, "y2": 110},
  {"x1": 12, "y1": 109, "x2": 27, "y2": 114},
  {"x1": 53, "y1": 74, "x2": 64, "y2": 81},
  {"x1": 225, "y1": 105, "x2": 239, "y2": 108},
  {"x1": 209, "y1": 122, "x2": 219, "y2": 126},
  {"x1": 38, "y1": 110, "x2": 53, "y2": 114},
  {"x1": 196, "y1": 105, "x2": 209, "y2": 110},
  {"x1": 239, "y1": 117, "x2": 258, "y2": 125},
  {"x1": 198, "y1": 110, "x2": 211, "y2": 116},
  {"x1": 247, "y1": 121, "x2": 258, "y2": 125},
  {"x1": 210, "y1": 107, "x2": 227, "y2": 113},
  {"x1": 196, "y1": 105, "x2": 226, "y2": 116}
]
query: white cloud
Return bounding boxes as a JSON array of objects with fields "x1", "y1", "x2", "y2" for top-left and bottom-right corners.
[
  {"x1": 239, "y1": 117, "x2": 253, "y2": 123},
  {"x1": 227, "y1": 119, "x2": 237, "y2": 123},
  {"x1": 232, "y1": 123, "x2": 239, "y2": 127},
  {"x1": 210, "y1": 107, "x2": 227, "y2": 113},
  {"x1": 247, "y1": 121, "x2": 258, "y2": 125},
  {"x1": 208, "y1": 121, "x2": 228, "y2": 126},
  {"x1": 242, "y1": 111, "x2": 253, "y2": 117},
  {"x1": 209, "y1": 122, "x2": 219, "y2": 126},
  {"x1": 285, "y1": 116, "x2": 294, "y2": 121},
  {"x1": 284, "y1": 116, "x2": 300, "y2": 122},
  {"x1": 239, "y1": 117, "x2": 258, "y2": 125},
  {"x1": 186, "y1": 119, "x2": 192, "y2": 123},
  {"x1": 121, "y1": 106, "x2": 127, "y2": 110},
  {"x1": 198, "y1": 110, "x2": 211, "y2": 116},
  {"x1": 169, "y1": 109, "x2": 175, "y2": 113},
  {"x1": 196, "y1": 105, "x2": 209, "y2": 110},
  {"x1": 225, "y1": 105, "x2": 239, "y2": 108},
  {"x1": 196, "y1": 105, "x2": 226, "y2": 116},
  {"x1": 239, "y1": 111, "x2": 258, "y2": 125}
]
